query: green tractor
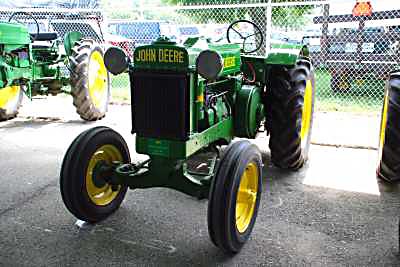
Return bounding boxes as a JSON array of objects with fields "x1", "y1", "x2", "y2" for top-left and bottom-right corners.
[
  {"x1": 59, "y1": 20, "x2": 315, "y2": 253},
  {"x1": 0, "y1": 11, "x2": 110, "y2": 121}
]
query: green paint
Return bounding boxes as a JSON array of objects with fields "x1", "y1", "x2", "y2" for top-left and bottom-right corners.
[
  {"x1": 266, "y1": 44, "x2": 309, "y2": 65},
  {"x1": 107, "y1": 156, "x2": 211, "y2": 199},
  {"x1": 108, "y1": 26, "x2": 312, "y2": 199},
  {"x1": 0, "y1": 21, "x2": 89, "y2": 98},
  {"x1": 136, "y1": 118, "x2": 234, "y2": 159},
  {"x1": 64, "y1": 31, "x2": 82, "y2": 56},
  {"x1": 234, "y1": 85, "x2": 263, "y2": 138},
  {"x1": 0, "y1": 22, "x2": 30, "y2": 45},
  {"x1": 147, "y1": 139, "x2": 170, "y2": 157}
]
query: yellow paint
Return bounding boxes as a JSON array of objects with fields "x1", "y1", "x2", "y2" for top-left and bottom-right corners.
[
  {"x1": 378, "y1": 90, "x2": 388, "y2": 160},
  {"x1": 0, "y1": 85, "x2": 20, "y2": 109},
  {"x1": 223, "y1": 57, "x2": 235, "y2": 68},
  {"x1": 197, "y1": 94, "x2": 204, "y2": 103},
  {"x1": 135, "y1": 48, "x2": 184, "y2": 64},
  {"x1": 135, "y1": 48, "x2": 157, "y2": 62},
  {"x1": 235, "y1": 162, "x2": 259, "y2": 233},
  {"x1": 88, "y1": 51, "x2": 108, "y2": 109},
  {"x1": 158, "y1": 48, "x2": 184, "y2": 63},
  {"x1": 300, "y1": 80, "x2": 313, "y2": 146},
  {"x1": 85, "y1": 144, "x2": 123, "y2": 206}
]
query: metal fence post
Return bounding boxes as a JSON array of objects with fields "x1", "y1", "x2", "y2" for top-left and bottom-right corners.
[
  {"x1": 139, "y1": 0, "x2": 145, "y2": 20},
  {"x1": 321, "y1": 3, "x2": 329, "y2": 66},
  {"x1": 265, "y1": 0, "x2": 272, "y2": 55}
]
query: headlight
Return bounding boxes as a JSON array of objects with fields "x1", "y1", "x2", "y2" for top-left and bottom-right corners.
[
  {"x1": 104, "y1": 47, "x2": 129, "y2": 75},
  {"x1": 196, "y1": 50, "x2": 223, "y2": 80}
]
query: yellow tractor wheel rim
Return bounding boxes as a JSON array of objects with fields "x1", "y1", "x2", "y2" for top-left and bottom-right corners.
[
  {"x1": 235, "y1": 162, "x2": 259, "y2": 233},
  {"x1": 88, "y1": 51, "x2": 108, "y2": 109},
  {"x1": 0, "y1": 86, "x2": 20, "y2": 109},
  {"x1": 86, "y1": 144, "x2": 122, "y2": 206},
  {"x1": 300, "y1": 80, "x2": 313, "y2": 146},
  {"x1": 378, "y1": 91, "x2": 389, "y2": 159}
]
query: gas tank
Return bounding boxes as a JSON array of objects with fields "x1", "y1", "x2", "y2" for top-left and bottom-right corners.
[{"x1": 0, "y1": 22, "x2": 30, "y2": 45}]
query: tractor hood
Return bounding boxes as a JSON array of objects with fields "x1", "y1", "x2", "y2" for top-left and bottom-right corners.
[
  {"x1": 133, "y1": 37, "x2": 242, "y2": 79},
  {"x1": 0, "y1": 22, "x2": 30, "y2": 45}
]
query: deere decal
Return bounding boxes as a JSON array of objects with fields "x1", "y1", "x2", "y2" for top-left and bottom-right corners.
[{"x1": 133, "y1": 44, "x2": 189, "y2": 70}]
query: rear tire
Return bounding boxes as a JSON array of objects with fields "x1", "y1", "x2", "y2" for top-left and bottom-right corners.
[
  {"x1": 0, "y1": 85, "x2": 23, "y2": 121},
  {"x1": 60, "y1": 126, "x2": 130, "y2": 222},
  {"x1": 70, "y1": 39, "x2": 110, "y2": 121},
  {"x1": 377, "y1": 72, "x2": 400, "y2": 182},
  {"x1": 208, "y1": 140, "x2": 262, "y2": 254},
  {"x1": 267, "y1": 58, "x2": 315, "y2": 170}
]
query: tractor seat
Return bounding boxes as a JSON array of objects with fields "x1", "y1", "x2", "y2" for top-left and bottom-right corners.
[{"x1": 30, "y1": 32, "x2": 58, "y2": 41}]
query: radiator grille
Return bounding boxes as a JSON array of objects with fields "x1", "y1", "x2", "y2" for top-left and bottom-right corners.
[{"x1": 130, "y1": 71, "x2": 189, "y2": 141}]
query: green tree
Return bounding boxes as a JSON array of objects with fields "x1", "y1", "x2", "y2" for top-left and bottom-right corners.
[
  {"x1": 162, "y1": 0, "x2": 314, "y2": 54},
  {"x1": 162, "y1": 0, "x2": 314, "y2": 30}
]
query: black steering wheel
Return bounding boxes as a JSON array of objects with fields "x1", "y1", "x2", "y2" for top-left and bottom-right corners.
[
  {"x1": 226, "y1": 20, "x2": 264, "y2": 54},
  {"x1": 8, "y1": 11, "x2": 40, "y2": 42}
]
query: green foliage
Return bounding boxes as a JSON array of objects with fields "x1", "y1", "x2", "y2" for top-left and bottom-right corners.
[
  {"x1": 100, "y1": 0, "x2": 140, "y2": 19},
  {"x1": 162, "y1": 0, "x2": 314, "y2": 29},
  {"x1": 272, "y1": 4, "x2": 312, "y2": 30}
]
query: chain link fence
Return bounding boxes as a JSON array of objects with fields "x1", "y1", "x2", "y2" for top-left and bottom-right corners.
[
  {"x1": 105, "y1": 0, "x2": 400, "y2": 114},
  {"x1": 1, "y1": 1, "x2": 399, "y2": 113}
]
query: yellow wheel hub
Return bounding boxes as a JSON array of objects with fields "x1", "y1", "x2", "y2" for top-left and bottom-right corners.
[
  {"x1": 300, "y1": 80, "x2": 313, "y2": 146},
  {"x1": 88, "y1": 51, "x2": 108, "y2": 109},
  {"x1": 0, "y1": 86, "x2": 20, "y2": 109},
  {"x1": 236, "y1": 162, "x2": 259, "y2": 233},
  {"x1": 86, "y1": 144, "x2": 122, "y2": 206},
  {"x1": 379, "y1": 91, "x2": 389, "y2": 159}
]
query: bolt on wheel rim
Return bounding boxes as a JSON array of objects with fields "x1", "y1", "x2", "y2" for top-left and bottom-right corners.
[
  {"x1": 0, "y1": 86, "x2": 20, "y2": 109},
  {"x1": 300, "y1": 80, "x2": 313, "y2": 148},
  {"x1": 235, "y1": 162, "x2": 258, "y2": 233},
  {"x1": 88, "y1": 51, "x2": 108, "y2": 109},
  {"x1": 378, "y1": 90, "x2": 389, "y2": 160},
  {"x1": 86, "y1": 144, "x2": 122, "y2": 206}
]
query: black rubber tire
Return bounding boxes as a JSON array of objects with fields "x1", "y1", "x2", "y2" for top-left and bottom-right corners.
[
  {"x1": 377, "y1": 72, "x2": 400, "y2": 182},
  {"x1": 60, "y1": 126, "x2": 130, "y2": 222},
  {"x1": 331, "y1": 71, "x2": 351, "y2": 93},
  {"x1": 70, "y1": 39, "x2": 110, "y2": 121},
  {"x1": 0, "y1": 86, "x2": 23, "y2": 121},
  {"x1": 267, "y1": 58, "x2": 315, "y2": 170},
  {"x1": 208, "y1": 140, "x2": 262, "y2": 254}
]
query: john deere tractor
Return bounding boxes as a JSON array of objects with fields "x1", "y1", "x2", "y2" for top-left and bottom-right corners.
[
  {"x1": 59, "y1": 20, "x2": 315, "y2": 254},
  {"x1": 0, "y1": 11, "x2": 110, "y2": 121}
]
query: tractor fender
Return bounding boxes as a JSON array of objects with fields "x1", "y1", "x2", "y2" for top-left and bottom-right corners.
[
  {"x1": 265, "y1": 44, "x2": 310, "y2": 66},
  {"x1": 64, "y1": 31, "x2": 83, "y2": 56}
]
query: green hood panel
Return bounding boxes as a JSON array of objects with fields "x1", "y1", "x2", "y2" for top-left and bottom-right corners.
[
  {"x1": 0, "y1": 22, "x2": 30, "y2": 45},
  {"x1": 265, "y1": 44, "x2": 310, "y2": 65}
]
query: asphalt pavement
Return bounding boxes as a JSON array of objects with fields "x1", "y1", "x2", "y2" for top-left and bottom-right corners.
[{"x1": 0, "y1": 97, "x2": 400, "y2": 266}]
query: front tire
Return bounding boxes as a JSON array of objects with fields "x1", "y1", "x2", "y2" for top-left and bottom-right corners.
[
  {"x1": 208, "y1": 140, "x2": 262, "y2": 254},
  {"x1": 0, "y1": 85, "x2": 23, "y2": 121},
  {"x1": 70, "y1": 39, "x2": 110, "y2": 121},
  {"x1": 267, "y1": 58, "x2": 315, "y2": 170},
  {"x1": 60, "y1": 126, "x2": 130, "y2": 222},
  {"x1": 377, "y1": 72, "x2": 400, "y2": 182}
]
